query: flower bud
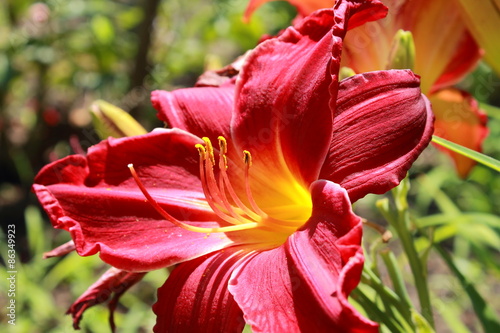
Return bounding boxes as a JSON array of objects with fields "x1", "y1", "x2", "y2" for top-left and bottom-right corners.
[
  {"x1": 90, "y1": 100, "x2": 147, "y2": 139},
  {"x1": 386, "y1": 29, "x2": 415, "y2": 71}
]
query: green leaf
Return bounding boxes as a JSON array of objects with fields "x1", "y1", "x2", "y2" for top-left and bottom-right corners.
[{"x1": 432, "y1": 135, "x2": 500, "y2": 172}]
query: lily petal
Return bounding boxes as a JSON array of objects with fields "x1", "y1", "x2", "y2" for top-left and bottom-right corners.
[
  {"x1": 233, "y1": 2, "x2": 387, "y2": 188},
  {"x1": 153, "y1": 249, "x2": 247, "y2": 333},
  {"x1": 399, "y1": 0, "x2": 481, "y2": 93},
  {"x1": 33, "y1": 129, "x2": 235, "y2": 271},
  {"x1": 67, "y1": 267, "x2": 146, "y2": 331},
  {"x1": 43, "y1": 240, "x2": 75, "y2": 259},
  {"x1": 320, "y1": 70, "x2": 434, "y2": 202},
  {"x1": 151, "y1": 84, "x2": 234, "y2": 144},
  {"x1": 454, "y1": 0, "x2": 500, "y2": 75},
  {"x1": 428, "y1": 32, "x2": 481, "y2": 94},
  {"x1": 229, "y1": 180, "x2": 378, "y2": 333},
  {"x1": 233, "y1": 9, "x2": 335, "y2": 187},
  {"x1": 431, "y1": 88, "x2": 489, "y2": 178}
]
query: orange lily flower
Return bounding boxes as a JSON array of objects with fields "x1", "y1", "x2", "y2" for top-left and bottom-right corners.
[
  {"x1": 245, "y1": 0, "x2": 488, "y2": 177},
  {"x1": 341, "y1": 0, "x2": 487, "y2": 177}
]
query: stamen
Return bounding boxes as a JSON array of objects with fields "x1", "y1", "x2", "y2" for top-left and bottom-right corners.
[
  {"x1": 128, "y1": 164, "x2": 258, "y2": 233},
  {"x1": 216, "y1": 139, "x2": 262, "y2": 222},
  {"x1": 243, "y1": 150, "x2": 252, "y2": 166},
  {"x1": 194, "y1": 146, "x2": 246, "y2": 225},
  {"x1": 195, "y1": 144, "x2": 206, "y2": 160},
  {"x1": 243, "y1": 150, "x2": 269, "y2": 218},
  {"x1": 213, "y1": 138, "x2": 252, "y2": 223},
  {"x1": 218, "y1": 136, "x2": 227, "y2": 154},
  {"x1": 199, "y1": 138, "x2": 247, "y2": 224},
  {"x1": 203, "y1": 137, "x2": 215, "y2": 164},
  {"x1": 129, "y1": 136, "x2": 301, "y2": 235}
]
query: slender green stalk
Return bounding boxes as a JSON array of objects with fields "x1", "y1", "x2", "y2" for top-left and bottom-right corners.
[
  {"x1": 432, "y1": 135, "x2": 500, "y2": 172},
  {"x1": 377, "y1": 179, "x2": 435, "y2": 328},
  {"x1": 395, "y1": 208, "x2": 434, "y2": 327},
  {"x1": 361, "y1": 266, "x2": 415, "y2": 331},
  {"x1": 380, "y1": 250, "x2": 414, "y2": 315}
]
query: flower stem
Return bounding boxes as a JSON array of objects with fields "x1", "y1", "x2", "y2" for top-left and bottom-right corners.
[
  {"x1": 360, "y1": 265, "x2": 415, "y2": 331},
  {"x1": 377, "y1": 178, "x2": 435, "y2": 328},
  {"x1": 380, "y1": 250, "x2": 413, "y2": 315}
]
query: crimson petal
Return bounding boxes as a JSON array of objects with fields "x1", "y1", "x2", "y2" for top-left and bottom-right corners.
[
  {"x1": 43, "y1": 240, "x2": 75, "y2": 259},
  {"x1": 151, "y1": 84, "x2": 234, "y2": 144},
  {"x1": 233, "y1": 1, "x2": 387, "y2": 187},
  {"x1": 33, "y1": 129, "x2": 235, "y2": 271},
  {"x1": 320, "y1": 70, "x2": 434, "y2": 202},
  {"x1": 153, "y1": 249, "x2": 248, "y2": 333},
  {"x1": 229, "y1": 180, "x2": 378, "y2": 333},
  {"x1": 233, "y1": 9, "x2": 335, "y2": 187}
]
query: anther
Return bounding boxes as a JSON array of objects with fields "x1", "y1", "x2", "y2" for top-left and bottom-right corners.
[
  {"x1": 243, "y1": 150, "x2": 252, "y2": 166},
  {"x1": 202, "y1": 137, "x2": 215, "y2": 164},
  {"x1": 218, "y1": 136, "x2": 227, "y2": 154},
  {"x1": 195, "y1": 144, "x2": 206, "y2": 160}
]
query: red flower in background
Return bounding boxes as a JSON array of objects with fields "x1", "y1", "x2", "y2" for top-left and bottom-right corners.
[{"x1": 33, "y1": 1, "x2": 433, "y2": 332}]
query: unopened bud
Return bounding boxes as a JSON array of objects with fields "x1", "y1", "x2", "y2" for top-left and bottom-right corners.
[
  {"x1": 90, "y1": 100, "x2": 147, "y2": 139},
  {"x1": 386, "y1": 29, "x2": 415, "y2": 71}
]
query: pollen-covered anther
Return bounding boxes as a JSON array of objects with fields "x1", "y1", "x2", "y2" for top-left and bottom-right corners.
[
  {"x1": 243, "y1": 150, "x2": 252, "y2": 166},
  {"x1": 195, "y1": 144, "x2": 206, "y2": 160},
  {"x1": 202, "y1": 137, "x2": 215, "y2": 164},
  {"x1": 218, "y1": 136, "x2": 227, "y2": 154}
]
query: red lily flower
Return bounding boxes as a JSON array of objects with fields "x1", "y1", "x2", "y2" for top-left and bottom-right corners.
[{"x1": 33, "y1": 1, "x2": 433, "y2": 332}]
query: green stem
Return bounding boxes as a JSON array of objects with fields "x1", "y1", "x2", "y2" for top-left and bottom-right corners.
[
  {"x1": 380, "y1": 250, "x2": 414, "y2": 316},
  {"x1": 378, "y1": 182, "x2": 435, "y2": 328},
  {"x1": 361, "y1": 266, "x2": 415, "y2": 331},
  {"x1": 395, "y1": 208, "x2": 435, "y2": 327}
]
